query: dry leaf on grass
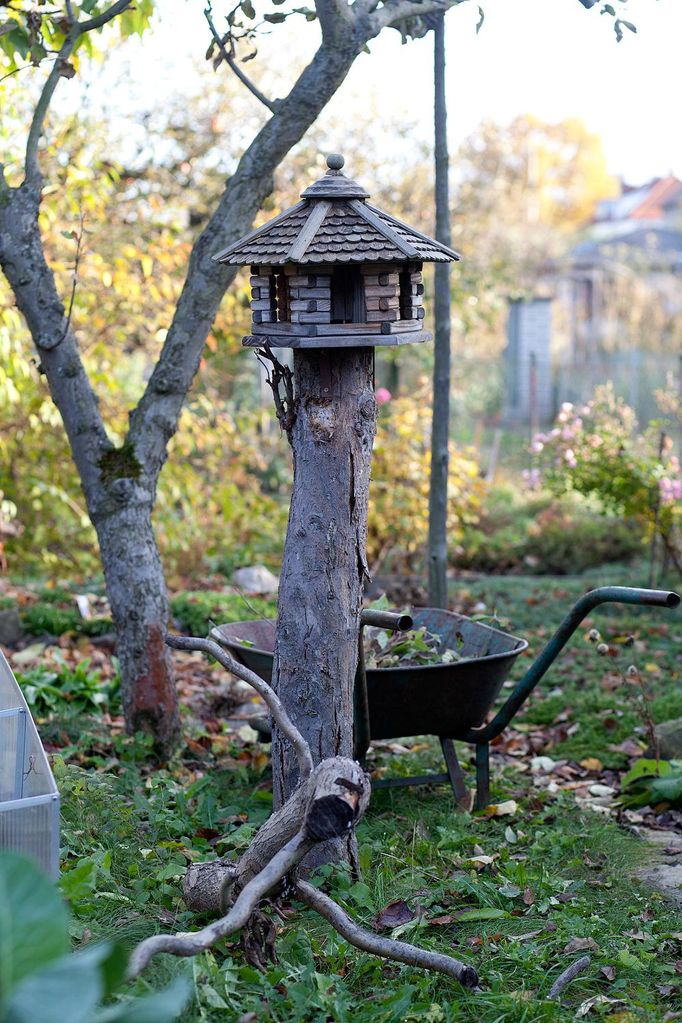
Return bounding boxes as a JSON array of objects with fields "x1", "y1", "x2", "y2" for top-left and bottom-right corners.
[
  {"x1": 563, "y1": 936, "x2": 599, "y2": 954},
  {"x1": 374, "y1": 899, "x2": 415, "y2": 930}
]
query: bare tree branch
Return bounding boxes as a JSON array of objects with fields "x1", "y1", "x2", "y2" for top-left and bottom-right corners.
[
  {"x1": 25, "y1": 33, "x2": 78, "y2": 181},
  {"x1": 204, "y1": 5, "x2": 276, "y2": 112},
  {"x1": 25, "y1": 0, "x2": 135, "y2": 181},
  {"x1": 128, "y1": 829, "x2": 314, "y2": 978},
  {"x1": 316, "y1": 0, "x2": 354, "y2": 44},
  {"x1": 166, "y1": 633, "x2": 314, "y2": 782},
  {"x1": 128, "y1": 32, "x2": 366, "y2": 472},
  {"x1": 255, "y1": 344, "x2": 296, "y2": 436},
  {"x1": 79, "y1": 0, "x2": 134, "y2": 33},
  {"x1": 367, "y1": 0, "x2": 456, "y2": 33},
  {"x1": 296, "y1": 881, "x2": 480, "y2": 989},
  {"x1": 547, "y1": 955, "x2": 592, "y2": 999}
]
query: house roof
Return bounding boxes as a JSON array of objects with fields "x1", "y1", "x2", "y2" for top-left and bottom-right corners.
[
  {"x1": 213, "y1": 155, "x2": 460, "y2": 266},
  {"x1": 571, "y1": 223, "x2": 682, "y2": 270},
  {"x1": 595, "y1": 175, "x2": 682, "y2": 223}
]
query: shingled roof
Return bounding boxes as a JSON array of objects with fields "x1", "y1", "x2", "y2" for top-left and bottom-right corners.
[{"x1": 213, "y1": 155, "x2": 460, "y2": 267}]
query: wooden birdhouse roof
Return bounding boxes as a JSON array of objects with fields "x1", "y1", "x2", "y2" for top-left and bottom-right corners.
[{"x1": 213, "y1": 155, "x2": 460, "y2": 267}]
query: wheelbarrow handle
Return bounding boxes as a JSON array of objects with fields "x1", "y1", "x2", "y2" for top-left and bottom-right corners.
[
  {"x1": 464, "y1": 586, "x2": 680, "y2": 744},
  {"x1": 360, "y1": 609, "x2": 414, "y2": 632}
]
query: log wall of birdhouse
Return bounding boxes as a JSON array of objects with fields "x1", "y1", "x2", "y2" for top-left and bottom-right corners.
[
  {"x1": 249, "y1": 268, "x2": 276, "y2": 325},
  {"x1": 364, "y1": 269, "x2": 399, "y2": 324},
  {"x1": 287, "y1": 271, "x2": 332, "y2": 325},
  {"x1": 399, "y1": 269, "x2": 425, "y2": 322}
]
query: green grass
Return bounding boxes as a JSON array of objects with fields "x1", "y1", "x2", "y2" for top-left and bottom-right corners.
[
  {"x1": 458, "y1": 571, "x2": 682, "y2": 765},
  {"x1": 56, "y1": 749, "x2": 682, "y2": 1022},
  {"x1": 26, "y1": 570, "x2": 682, "y2": 1019}
]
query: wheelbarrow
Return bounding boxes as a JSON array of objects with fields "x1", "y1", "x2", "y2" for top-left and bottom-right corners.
[{"x1": 212, "y1": 586, "x2": 680, "y2": 809}]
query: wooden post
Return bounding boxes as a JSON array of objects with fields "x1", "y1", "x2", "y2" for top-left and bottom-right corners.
[
  {"x1": 427, "y1": 11, "x2": 453, "y2": 609},
  {"x1": 271, "y1": 347, "x2": 376, "y2": 866}
]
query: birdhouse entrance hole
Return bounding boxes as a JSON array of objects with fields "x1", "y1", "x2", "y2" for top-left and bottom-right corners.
[{"x1": 331, "y1": 267, "x2": 364, "y2": 324}]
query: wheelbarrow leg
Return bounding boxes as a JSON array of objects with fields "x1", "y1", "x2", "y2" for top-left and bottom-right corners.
[
  {"x1": 475, "y1": 743, "x2": 490, "y2": 810},
  {"x1": 440, "y1": 738, "x2": 471, "y2": 810}
]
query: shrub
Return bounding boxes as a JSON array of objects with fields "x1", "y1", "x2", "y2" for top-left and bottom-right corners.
[
  {"x1": 532, "y1": 384, "x2": 681, "y2": 572},
  {"x1": 170, "y1": 591, "x2": 277, "y2": 635},
  {"x1": 368, "y1": 392, "x2": 483, "y2": 574},
  {"x1": 456, "y1": 488, "x2": 643, "y2": 574}
]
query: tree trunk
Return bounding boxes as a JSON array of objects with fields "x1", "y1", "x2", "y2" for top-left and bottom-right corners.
[
  {"x1": 427, "y1": 12, "x2": 453, "y2": 609},
  {"x1": 271, "y1": 347, "x2": 375, "y2": 865},
  {"x1": 94, "y1": 490, "x2": 179, "y2": 755}
]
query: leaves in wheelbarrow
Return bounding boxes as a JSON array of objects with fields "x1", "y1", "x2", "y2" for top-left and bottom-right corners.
[{"x1": 363, "y1": 625, "x2": 465, "y2": 669}]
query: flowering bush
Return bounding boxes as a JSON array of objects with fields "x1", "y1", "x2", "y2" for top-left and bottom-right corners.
[{"x1": 532, "y1": 384, "x2": 681, "y2": 572}]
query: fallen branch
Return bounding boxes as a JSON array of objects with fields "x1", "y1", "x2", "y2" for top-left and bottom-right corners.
[
  {"x1": 128, "y1": 829, "x2": 313, "y2": 978},
  {"x1": 128, "y1": 633, "x2": 478, "y2": 992},
  {"x1": 296, "y1": 880, "x2": 479, "y2": 989},
  {"x1": 547, "y1": 955, "x2": 592, "y2": 999},
  {"x1": 167, "y1": 633, "x2": 312, "y2": 782}
]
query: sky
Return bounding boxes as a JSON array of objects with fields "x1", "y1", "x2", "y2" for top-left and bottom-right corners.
[{"x1": 75, "y1": 0, "x2": 680, "y2": 186}]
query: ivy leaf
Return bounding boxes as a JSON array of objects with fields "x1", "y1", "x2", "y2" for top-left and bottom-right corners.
[
  {"x1": 264, "y1": 12, "x2": 286, "y2": 23},
  {"x1": 242, "y1": 0, "x2": 256, "y2": 20}
]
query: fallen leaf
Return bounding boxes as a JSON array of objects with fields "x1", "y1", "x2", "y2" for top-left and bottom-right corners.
[
  {"x1": 576, "y1": 996, "x2": 626, "y2": 1018},
  {"x1": 374, "y1": 899, "x2": 415, "y2": 930},
  {"x1": 600, "y1": 965, "x2": 616, "y2": 981},
  {"x1": 482, "y1": 799, "x2": 517, "y2": 817},
  {"x1": 453, "y1": 907, "x2": 510, "y2": 922},
  {"x1": 563, "y1": 936, "x2": 599, "y2": 954},
  {"x1": 427, "y1": 914, "x2": 457, "y2": 926},
  {"x1": 509, "y1": 929, "x2": 543, "y2": 942},
  {"x1": 498, "y1": 883, "x2": 521, "y2": 898},
  {"x1": 589, "y1": 784, "x2": 616, "y2": 798},
  {"x1": 466, "y1": 854, "x2": 499, "y2": 868},
  {"x1": 523, "y1": 887, "x2": 535, "y2": 906},
  {"x1": 580, "y1": 757, "x2": 603, "y2": 772}
]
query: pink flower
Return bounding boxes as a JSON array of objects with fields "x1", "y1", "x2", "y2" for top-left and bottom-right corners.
[
  {"x1": 375, "y1": 387, "x2": 392, "y2": 406},
  {"x1": 531, "y1": 440, "x2": 544, "y2": 453},
  {"x1": 564, "y1": 449, "x2": 577, "y2": 468},
  {"x1": 522, "y1": 468, "x2": 542, "y2": 491},
  {"x1": 659, "y1": 478, "x2": 675, "y2": 504}
]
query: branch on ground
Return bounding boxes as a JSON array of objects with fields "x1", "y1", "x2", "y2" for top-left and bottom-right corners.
[{"x1": 127, "y1": 635, "x2": 479, "y2": 991}]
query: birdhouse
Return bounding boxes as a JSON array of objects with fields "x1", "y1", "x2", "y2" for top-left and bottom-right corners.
[{"x1": 213, "y1": 154, "x2": 459, "y2": 348}]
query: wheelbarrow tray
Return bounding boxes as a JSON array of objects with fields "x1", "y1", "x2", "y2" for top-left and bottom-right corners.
[{"x1": 213, "y1": 608, "x2": 527, "y2": 740}]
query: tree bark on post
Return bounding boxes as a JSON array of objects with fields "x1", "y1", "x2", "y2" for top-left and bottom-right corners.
[
  {"x1": 271, "y1": 347, "x2": 376, "y2": 866},
  {"x1": 427, "y1": 11, "x2": 453, "y2": 609}
]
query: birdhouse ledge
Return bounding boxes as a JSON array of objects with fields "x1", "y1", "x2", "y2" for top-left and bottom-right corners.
[{"x1": 213, "y1": 154, "x2": 459, "y2": 349}]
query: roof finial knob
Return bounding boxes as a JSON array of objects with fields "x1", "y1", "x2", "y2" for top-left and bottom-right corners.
[{"x1": 326, "y1": 153, "x2": 345, "y2": 172}]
